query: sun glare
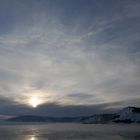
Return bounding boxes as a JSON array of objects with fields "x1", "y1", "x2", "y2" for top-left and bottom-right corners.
[{"x1": 30, "y1": 97, "x2": 40, "y2": 108}]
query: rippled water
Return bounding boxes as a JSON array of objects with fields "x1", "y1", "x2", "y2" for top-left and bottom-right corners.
[{"x1": 0, "y1": 123, "x2": 140, "y2": 140}]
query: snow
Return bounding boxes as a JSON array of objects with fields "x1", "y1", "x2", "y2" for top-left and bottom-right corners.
[
  {"x1": 83, "y1": 107, "x2": 140, "y2": 124},
  {"x1": 117, "y1": 107, "x2": 140, "y2": 122}
]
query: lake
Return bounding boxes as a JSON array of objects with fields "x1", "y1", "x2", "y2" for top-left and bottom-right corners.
[{"x1": 0, "y1": 123, "x2": 140, "y2": 140}]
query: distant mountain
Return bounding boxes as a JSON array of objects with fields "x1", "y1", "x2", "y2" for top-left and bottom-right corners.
[
  {"x1": 113, "y1": 107, "x2": 140, "y2": 123},
  {"x1": 7, "y1": 107, "x2": 140, "y2": 124},
  {"x1": 81, "y1": 114, "x2": 118, "y2": 124},
  {"x1": 8, "y1": 115, "x2": 80, "y2": 123}
]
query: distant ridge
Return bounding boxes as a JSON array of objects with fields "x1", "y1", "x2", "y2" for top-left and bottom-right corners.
[{"x1": 7, "y1": 106, "x2": 140, "y2": 124}]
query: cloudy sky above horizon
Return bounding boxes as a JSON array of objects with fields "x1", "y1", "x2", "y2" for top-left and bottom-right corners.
[{"x1": 0, "y1": 0, "x2": 140, "y2": 116}]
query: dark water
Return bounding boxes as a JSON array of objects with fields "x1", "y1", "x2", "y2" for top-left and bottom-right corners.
[{"x1": 0, "y1": 123, "x2": 140, "y2": 140}]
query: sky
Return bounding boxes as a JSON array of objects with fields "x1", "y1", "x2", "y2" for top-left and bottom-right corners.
[{"x1": 0, "y1": 0, "x2": 140, "y2": 117}]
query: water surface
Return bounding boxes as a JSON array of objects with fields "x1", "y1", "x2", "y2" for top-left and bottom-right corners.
[{"x1": 0, "y1": 123, "x2": 140, "y2": 140}]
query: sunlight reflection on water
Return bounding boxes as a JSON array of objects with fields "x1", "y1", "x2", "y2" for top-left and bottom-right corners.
[
  {"x1": 0, "y1": 124, "x2": 140, "y2": 140},
  {"x1": 29, "y1": 136, "x2": 37, "y2": 140}
]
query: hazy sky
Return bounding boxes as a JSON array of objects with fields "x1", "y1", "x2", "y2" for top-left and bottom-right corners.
[{"x1": 0, "y1": 0, "x2": 140, "y2": 116}]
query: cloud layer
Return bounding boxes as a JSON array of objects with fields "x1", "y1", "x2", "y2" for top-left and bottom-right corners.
[{"x1": 0, "y1": 0, "x2": 140, "y2": 116}]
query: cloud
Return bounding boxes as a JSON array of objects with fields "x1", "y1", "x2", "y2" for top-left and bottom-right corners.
[
  {"x1": 0, "y1": 0, "x2": 140, "y2": 116},
  {"x1": 67, "y1": 93, "x2": 93, "y2": 99},
  {"x1": 0, "y1": 96, "x2": 140, "y2": 117}
]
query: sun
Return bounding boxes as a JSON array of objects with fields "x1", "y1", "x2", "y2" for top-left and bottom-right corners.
[{"x1": 30, "y1": 97, "x2": 40, "y2": 108}]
